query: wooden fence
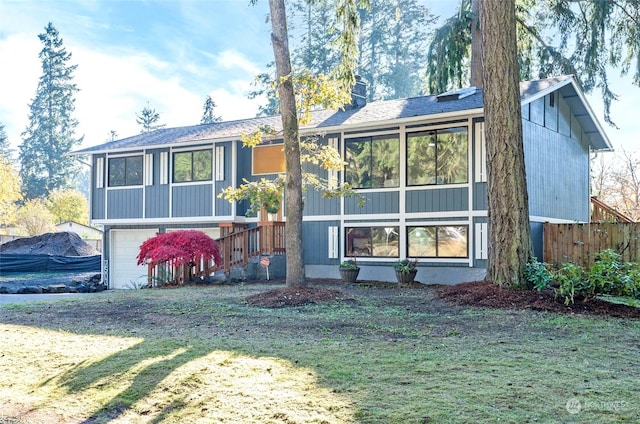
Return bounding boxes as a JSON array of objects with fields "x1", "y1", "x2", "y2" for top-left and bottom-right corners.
[{"x1": 543, "y1": 222, "x2": 640, "y2": 267}]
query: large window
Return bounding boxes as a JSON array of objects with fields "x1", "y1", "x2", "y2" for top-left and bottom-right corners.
[
  {"x1": 407, "y1": 225, "x2": 468, "y2": 258},
  {"x1": 173, "y1": 150, "x2": 212, "y2": 183},
  {"x1": 345, "y1": 135, "x2": 399, "y2": 189},
  {"x1": 407, "y1": 127, "x2": 468, "y2": 185},
  {"x1": 108, "y1": 156, "x2": 143, "y2": 187},
  {"x1": 346, "y1": 226, "x2": 399, "y2": 257}
]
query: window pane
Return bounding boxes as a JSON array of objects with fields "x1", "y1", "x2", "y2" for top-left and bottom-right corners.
[
  {"x1": 437, "y1": 127, "x2": 468, "y2": 184},
  {"x1": 346, "y1": 226, "x2": 399, "y2": 258},
  {"x1": 346, "y1": 227, "x2": 371, "y2": 256},
  {"x1": 125, "y1": 156, "x2": 143, "y2": 185},
  {"x1": 108, "y1": 158, "x2": 125, "y2": 187},
  {"x1": 193, "y1": 150, "x2": 212, "y2": 181},
  {"x1": 438, "y1": 226, "x2": 468, "y2": 257},
  {"x1": 345, "y1": 138, "x2": 371, "y2": 188},
  {"x1": 407, "y1": 132, "x2": 436, "y2": 185},
  {"x1": 345, "y1": 136, "x2": 399, "y2": 189},
  {"x1": 371, "y1": 226, "x2": 398, "y2": 257},
  {"x1": 173, "y1": 152, "x2": 192, "y2": 182},
  {"x1": 408, "y1": 226, "x2": 437, "y2": 257},
  {"x1": 371, "y1": 136, "x2": 399, "y2": 188},
  {"x1": 408, "y1": 226, "x2": 468, "y2": 258}
]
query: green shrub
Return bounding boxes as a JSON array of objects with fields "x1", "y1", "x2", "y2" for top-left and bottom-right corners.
[
  {"x1": 553, "y1": 262, "x2": 590, "y2": 305},
  {"x1": 588, "y1": 249, "x2": 640, "y2": 298},
  {"x1": 524, "y1": 258, "x2": 553, "y2": 291}
]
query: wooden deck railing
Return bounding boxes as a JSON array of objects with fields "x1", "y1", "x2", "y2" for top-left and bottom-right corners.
[
  {"x1": 217, "y1": 221, "x2": 286, "y2": 273},
  {"x1": 591, "y1": 196, "x2": 634, "y2": 223},
  {"x1": 147, "y1": 222, "x2": 286, "y2": 286}
]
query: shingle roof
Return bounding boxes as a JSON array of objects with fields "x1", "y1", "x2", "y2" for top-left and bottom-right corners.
[{"x1": 73, "y1": 75, "x2": 611, "y2": 154}]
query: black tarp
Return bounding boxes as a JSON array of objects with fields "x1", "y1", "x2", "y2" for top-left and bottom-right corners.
[{"x1": 0, "y1": 254, "x2": 101, "y2": 273}]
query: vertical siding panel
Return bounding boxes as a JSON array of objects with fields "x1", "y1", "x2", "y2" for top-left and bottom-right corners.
[
  {"x1": 530, "y1": 98, "x2": 545, "y2": 126},
  {"x1": 545, "y1": 94, "x2": 559, "y2": 132}
]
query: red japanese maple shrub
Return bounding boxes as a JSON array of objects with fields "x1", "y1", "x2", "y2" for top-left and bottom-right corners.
[{"x1": 137, "y1": 230, "x2": 222, "y2": 268}]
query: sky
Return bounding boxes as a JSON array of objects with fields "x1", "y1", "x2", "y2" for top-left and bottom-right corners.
[{"x1": 0, "y1": 0, "x2": 638, "y2": 155}]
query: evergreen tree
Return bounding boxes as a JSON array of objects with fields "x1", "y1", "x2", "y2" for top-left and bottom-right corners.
[
  {"x1": 19, "y1": 23, "x2": 82, "y2": 200},
  {"x1": 426, "y1": 0, "x2": 640, "y2": 125},
  {"x1": 479, "y1": 0, "x2": 532, "y2": 288},
  {"x1": 252, "y1": 0, "x2": 435, "y2": 114},
  {"x1": 0, "y1": 123, "x2": 13, "y2": 159},
  {"x1": 136, "y1": 103, "x2": 166, "y2": 133},
  {"x1": 200, "y1": 95, "x2": 222, "y2": 124}
]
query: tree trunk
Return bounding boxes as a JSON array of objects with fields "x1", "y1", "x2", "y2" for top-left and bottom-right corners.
[
  {"x1": 479, "y1": 0, "x2": 533, "y2": 287},
  {"x1": 470, "y1": 0, "x2": 483, "y2": 88},
  {"x1": 268, "y1": 0, "x2": 305, "y2": 286}
]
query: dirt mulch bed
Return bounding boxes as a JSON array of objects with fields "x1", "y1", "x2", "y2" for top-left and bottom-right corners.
[
  {"x1": 243, "y1": 278, "x2": 640, "y2": 318},
  {"x1": 434, "y1": 280, "x2": 640, "y2": 319},
  {"x1": 245, "y1": 284, "x2": 351, "y2": 308}
]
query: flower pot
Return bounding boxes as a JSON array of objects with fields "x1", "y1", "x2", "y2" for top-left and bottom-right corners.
[
  {"x1": 339, "y1": 267, "x2": 360, "y2": 283},
  {"x1": 395, "y1": 269, "x2": 417, "y2": 284}
]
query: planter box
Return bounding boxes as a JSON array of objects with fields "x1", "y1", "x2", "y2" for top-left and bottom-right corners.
[
  {"x1": 395, "y1": 269, "x2": 417, "y2": 284},
  {"x1": 339, "y1": 268, "x2": 360, "y2": 283}
]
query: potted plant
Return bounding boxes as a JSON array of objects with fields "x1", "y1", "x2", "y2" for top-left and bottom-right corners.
[
  {"x1": 339, "y1": 258, "x2": 360, "y2": 283},
  {"x1": 393, "y1": 258, "x2": 418, "y2": 284}
]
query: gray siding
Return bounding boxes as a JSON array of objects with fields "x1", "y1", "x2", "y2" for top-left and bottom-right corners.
[
  {"x1": 302, "y1": 221, "x2": 340, "y2": 265},
  {"x1": 345, "y1": 191, "x2": 399, "y2": 214},
  {"x1": 531, "y1": 221, "x2": 544, "y2": 260},
  {"x1": 145, "y1": 185, "x2": 170, "y2": 218},
  {"x1": 92, "y1": 154, "x2": 105, "y2": 220},
  {"x1": 523, "y1": 120, "x2": 590, "y2": 221},
  {"x1": 544, "y1": 94, "x2": 559, "y2": 132},
  {"x1": 305, "y1": 188, "x2": 339, "y2": 215},
  {"x1": 215, "y1": 142, "x2": 233, "y2": 216},
  {"x1": 529, "y1": 97, "x2": 545, "y2": 126},
  {"x1": 172, "y1": 185, "x2": 213, "y2": 217},
  {"x1": 473, "y1": 183, "x2": 487, "y2": 210},
  {"x1": 236, "y1": 141, "x2": 254, "y2": 217},
  {"x1": 145, "y1": 149, "x2": 170, "y2": 218},
  {"x1": 107, "y1": 189, "x2": 143, "y2": 219},
  {"x1": 406, "y1": 187, "x2": 468, "y2": 213}
]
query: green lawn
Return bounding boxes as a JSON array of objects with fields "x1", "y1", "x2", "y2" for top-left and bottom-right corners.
[{"x1": 0, "y1": 282, "x2": 638, "y2": 423}]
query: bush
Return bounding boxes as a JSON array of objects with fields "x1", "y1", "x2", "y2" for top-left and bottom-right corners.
[
  {"x1": 533, "y1": 249, "x2": 640, "y2": 304},
  {"x1": 137, "y1": 230, "x2": 222, "y2": 268},
  {"x1": 589, "y1": 249, "x2": 640, "y2": 298},
  {"x1": 524, "y1": 258, "x2": 553, "y2": 291},
  {"x1": 554, "y1": 262, "x2": 590, "y2": 305}
]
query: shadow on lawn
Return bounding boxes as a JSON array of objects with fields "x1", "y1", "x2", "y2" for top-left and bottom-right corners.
[{"x1": 54, "y1": 339, "x2": 210, "y2": 423}]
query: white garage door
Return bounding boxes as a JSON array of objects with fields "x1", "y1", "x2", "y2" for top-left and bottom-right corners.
[
  {"x1": 110, "y1": 229, "x2": 158, "y2": 289},
  {"x1": 167, "y1": 227, "x2": 220, "y2": 239}
]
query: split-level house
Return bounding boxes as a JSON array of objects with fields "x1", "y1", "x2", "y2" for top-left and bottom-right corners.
[{"x1": 73, "y1": 75, "x2": 612, "y2": 289}]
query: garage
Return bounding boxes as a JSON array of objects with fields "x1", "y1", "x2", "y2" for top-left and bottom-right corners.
[{"x1": 109, "y1": 229, "x2": 158, "y2": 289}]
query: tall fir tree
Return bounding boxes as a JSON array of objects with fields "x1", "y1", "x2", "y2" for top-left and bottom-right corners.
[
  {"x1": 252, "y1": 0, "x2": 435, "y2": 115},
  {"x1": 136, "y1": 103, "x2": 166, "y2": 133},
  {"x1": 200, "y1": 95, "x2": 222, "y2": 124},
  {"x1": 0, "y1": 123, "x2": 13, "y2": 160},
  {"x1": 19, "y1": 23, "x2": 82, "y2": 200}
]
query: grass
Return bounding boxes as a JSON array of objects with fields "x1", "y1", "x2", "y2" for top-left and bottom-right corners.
[{"x1": 0, "y1": 282, "x2": 639, "y2": 423}]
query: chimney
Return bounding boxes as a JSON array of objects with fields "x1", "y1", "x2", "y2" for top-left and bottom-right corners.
[{"x1": 346, "y1": 75, "x2": 367, "y2": 110}]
